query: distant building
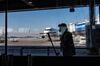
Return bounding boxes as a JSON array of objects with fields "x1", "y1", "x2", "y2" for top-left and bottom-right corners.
[
  {"x1": 67, "y1": 23, "x2": 75, "y2": 32},
  {"x1": 67, "y1": 16, "x2": 100, "y2": 32},
  {"x1": 95, "y1": 16, "x2": 100, "y2": 24}
]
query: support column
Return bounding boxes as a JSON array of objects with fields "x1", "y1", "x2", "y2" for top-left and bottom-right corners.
[
  {"x1": 4, "y1": 0, "x2": 8, "y2": 66},
  {"x1": 89, "y1": 0, "x2": 98, "y2": 55}
]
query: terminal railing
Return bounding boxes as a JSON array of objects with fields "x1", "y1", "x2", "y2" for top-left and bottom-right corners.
[{"x1": 0, "y1": 46, "x2": 90, "y2": 56}]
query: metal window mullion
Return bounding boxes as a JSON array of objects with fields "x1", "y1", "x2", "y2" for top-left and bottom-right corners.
[
  {"x1": 5, "y1": 0, "x2": 8, "y2": 56},
  {"x1": 99, "y1": 5, "x2": 100, "y2": 23}
]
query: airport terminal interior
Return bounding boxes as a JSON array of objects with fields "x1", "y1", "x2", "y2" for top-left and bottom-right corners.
[{"x1": 0, "y1": 0, "x2": 100, "y2": 66}]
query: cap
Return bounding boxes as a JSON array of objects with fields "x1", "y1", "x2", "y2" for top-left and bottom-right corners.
[{"x1": 58, "y1": 23, "x2": 67, "y2": 27}]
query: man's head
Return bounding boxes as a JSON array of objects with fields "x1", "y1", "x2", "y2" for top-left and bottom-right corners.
[{"x1": 58, "y1": 23, "x2": 68, "y2": 34}]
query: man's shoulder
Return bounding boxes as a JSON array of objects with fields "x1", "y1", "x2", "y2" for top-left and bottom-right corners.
[
  {"x1": 65, "y1": 31, "x2": 72, "y2": 35},
  {"x1": 66, "y1": 31, "x2": 72, "y2": 34}
]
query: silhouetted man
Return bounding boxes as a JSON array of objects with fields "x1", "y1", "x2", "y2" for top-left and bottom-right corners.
[{"x1": 58, "y1": 23, "x2": 76, "y2": 56}]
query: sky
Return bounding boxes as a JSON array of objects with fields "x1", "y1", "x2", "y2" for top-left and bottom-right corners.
[{"x1": 0, "y1": 7, "x2": 99, "y2": 33}]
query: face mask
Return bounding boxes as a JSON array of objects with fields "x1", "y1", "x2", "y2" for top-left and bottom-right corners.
[{"x1": 59, "y1": 27, "x2": 67, "y2": 35}]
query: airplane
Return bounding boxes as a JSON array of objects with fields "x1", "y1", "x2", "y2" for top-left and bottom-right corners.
[{"x1": 40, "y1": 27, "x2": 59, "y2": 38}]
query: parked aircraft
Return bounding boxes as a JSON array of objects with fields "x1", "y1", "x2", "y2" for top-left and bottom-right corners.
[{"x1": 40, "y1": 27, "x2": 59, "y2": 38}]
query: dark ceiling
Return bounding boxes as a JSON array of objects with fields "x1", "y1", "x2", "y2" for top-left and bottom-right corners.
[{"x1": 0, "y1": 0, "x2": 100, "y2": 12}]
